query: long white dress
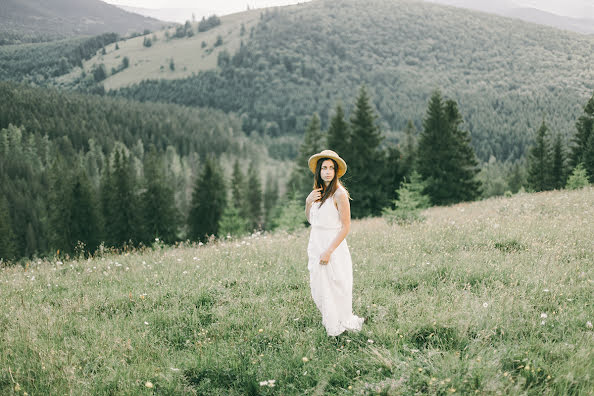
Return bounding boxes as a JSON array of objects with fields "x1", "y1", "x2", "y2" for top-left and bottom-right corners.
[{"x1": 307, "y1": 188, "x2": 364, "y2": 336}]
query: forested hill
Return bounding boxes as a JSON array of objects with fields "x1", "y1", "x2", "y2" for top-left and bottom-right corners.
[
  {"x1": 0, "y1": 0, "x2": 168, "y2": 45},
  {"x1": 113, "y1": 0, "x2": 594, "y2": 162}
]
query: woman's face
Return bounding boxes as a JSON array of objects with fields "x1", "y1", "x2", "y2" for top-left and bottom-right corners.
[{"x1": 320, "y1": 159, "x2": 335, "y2": 185}]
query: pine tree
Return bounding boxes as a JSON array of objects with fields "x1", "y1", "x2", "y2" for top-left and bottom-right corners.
[
  {"x1": 570, "y1": 93, "x2": 594, "y2": 173},
  {"x1": 348, "y1": 86, "x2": 385, "y2": 217},
  {"x1": 288, "y1": 113, "x2": 324, "y2": 199},
  {"x1": 551, "y1": 134, "x2": 566, "y2": 189},
  {"x1": 188, "y1": 158, "x2": 227, "y2": 242},
  {"x1": 507, "y1": 161, "x2": 525, "y2": 194},
  {"x1": 400, "y1": 120, "x2": 417, "y2": 179},
  {"x1": 584, "y1": 133, "x2": 594, "y2": 182},
  {"x1": 326, "y1": 104, "x2": 350, "y2": 159},
  {"x1": 141, "y1": 147, "x2": 179, "y2": 244},
  {"x1": 246, "y1": 161, "x2": 263, "y2": 231},
  {"x1": 0, "y1": 196, "x2": 16, "y2": 260},
  {"x1": 565, "y1": 163, "x2": 590, "y2": 189},
  {"x1": 527, "y1": 121, "x2": 553, "y2": 192},
  {"x1": 445, "y1": 99, "x2": 481, "y2": 202},
  {"x1": 382, "y1": 171, "x2": 431, "y2": 225},
  {"x1": 70, "y1": 168, "x2": 102, "y2": 253},
  {"x1": 230, "y1": 159, "x2": 248, "y2": 218},
  {"x1": 263, "y1": 171, "x2": 279, "y2": 230},
  {"x1": 47, "y1": 155, "x2": 74, "y2": 253},
  {"x1": 104, "y1": 149, "x2": 142, "y2": 247},
  {"x1": 417, "y1": 91, "x2": 481, "y2": 205},
  {"x1": 218, "y1": 205, "x2": 249, "y2": 238}
]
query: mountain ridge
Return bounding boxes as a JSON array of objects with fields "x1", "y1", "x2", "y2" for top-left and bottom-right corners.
[{"x1": 0, "y1": 0, "x2": 170, "y2": 45}]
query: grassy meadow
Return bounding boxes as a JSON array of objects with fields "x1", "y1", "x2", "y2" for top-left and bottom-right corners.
[
  {"x1": 1, "y1": 187, "x2": 593, "y2": 395},
  {"x1": 58, "y1": 9, "x2": 263, "y2": 90}
]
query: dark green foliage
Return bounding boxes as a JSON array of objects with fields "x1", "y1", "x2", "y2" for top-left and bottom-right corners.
[
  {"x1": 0, "y1": 82, "x2": 246, "y2": 160},
  {"x1": 47, "y1": 156, "x2": 75, "y2": 253},
  {"x1": 188, "y1": 158, "x2": 227, "y2": 242},
  {"x1": 565, "y1": 163, "x2": 590, "y2": 190},
  {"x1": 0, "y1": 196, "x2": 17, "y2": 261},
  {"x1": 230, "y1": 160, "x2": 247, "y2": 216},
  {"x1": 114, "y1": 0, "x2": 592, "y2": 162},
  {"x1": 400, "y1": 120, "x2": 417, "y2": 179},
  {"x1": 169, "y1": 58, "x2": 175, "y2": 71},
  {"x1": 382, "y1": 171, "x2": 430, "y2": 225},
  {"x1": 69, "y1": 169, "x2": 102, "y2": 253},
  {"x1": 246, "y1": 162, "x2": 263, "y2": 230},
  {"x1": 143, "y1": 37, "x2": 152, "y2": 47},
  {"x1": 214, "y1": 35, "x2": 223, "y2": 47},
  {"x1": 417, "y1": 91, "x2": 481, "y2": 205},
  {"x1": 218, "y1": 205, "x2": 249, "y2": 238},
  {"x1": 93, "y1": 64, "x2": 107, "y2": 82},
  {"x1": 527, "y1": 121, "x2": 553, "y2": 192},
  {"x1": 102, "y1": 149, "x2": 143, "y2": 247},
  {"x1": 288, "y1": 113, "x2": 324, "y2": 199},
  {"x1": 121, "y1": 56, "x2": 129, "y2": 70},
  {"x1": 551, "y1": 134, "x2": 567, "y2": 189},
  {"x1": 198, "y1": 15, "x2": 221, "y2": 32},
  {"x1": 141, "y1": 147, "x2": 180, "y2": 244},
  {"x1": 347, "y1": 86, "x2": 386, "y2": 218},
  {"x1": 507, "y1": 162, "x2": 526, "y2": 194},
  {"x1": 570, "y1": 93, "x2": 594, "y2": 179},
  {"x1": 263, "y1": 172, "x2": 279, "y2": 229},
  {"x1": 0, "y1": 33, "x2": 118, "y2": 83},
  {"x1": 326, "y1": 104, "x2": 350, "y2": 157}
]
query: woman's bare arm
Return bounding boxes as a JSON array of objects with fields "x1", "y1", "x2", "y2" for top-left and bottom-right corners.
[{"x1": 305, "y1": 188, "x2": 322, "y2": 223}]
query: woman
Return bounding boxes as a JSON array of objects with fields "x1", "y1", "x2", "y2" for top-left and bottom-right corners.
[{"x1": 305, "y1": 149, "x2": 364, "y2": 336}]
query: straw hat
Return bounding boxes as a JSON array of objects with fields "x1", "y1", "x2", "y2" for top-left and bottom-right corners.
[{"x1": 308, "y1": 150, "x2": 347, "y2": 178}]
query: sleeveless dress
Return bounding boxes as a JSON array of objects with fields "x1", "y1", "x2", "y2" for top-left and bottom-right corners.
[{"x1": 307, "y1": 188, "x2": 364, "y2": 336}]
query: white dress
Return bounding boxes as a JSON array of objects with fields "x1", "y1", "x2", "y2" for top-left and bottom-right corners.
[{"x1": 307, "y1": 188, "x2": 364, "y2": 336}]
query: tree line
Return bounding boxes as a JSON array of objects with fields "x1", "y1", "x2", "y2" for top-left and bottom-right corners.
[{"x1": 113, "y1": 0, "x2": 593, "y2": 163}]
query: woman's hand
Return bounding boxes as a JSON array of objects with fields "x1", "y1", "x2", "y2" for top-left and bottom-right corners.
[
  {"x1": 319, "y1": 249, "x2": 331, "y2": 265},
  {"x1": 306, "y1": 188, "x2": 322, "y2": 205}
]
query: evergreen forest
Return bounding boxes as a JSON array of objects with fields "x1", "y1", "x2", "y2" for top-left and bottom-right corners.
[{"x1": 1, "y1": 0, "x2": 593, "y2": 262}]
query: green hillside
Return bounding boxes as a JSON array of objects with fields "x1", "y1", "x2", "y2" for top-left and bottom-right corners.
[
  {"x1": 1, "y1": 187, "x2": 592, "y2": 393},
  {"x1": 0, "y1": 81, "x2": 284, "y2": 259},
  {"x1": 0, "y1": 0, "x2": 168, "y2": 45},
  {"x1": 109, "y1": 0, "x2": 593, "y2": 162}
]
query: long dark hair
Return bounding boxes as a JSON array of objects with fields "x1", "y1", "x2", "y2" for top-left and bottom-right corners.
[{"x1": 313, "y1": 158, "x2": 341, "y2": 206}]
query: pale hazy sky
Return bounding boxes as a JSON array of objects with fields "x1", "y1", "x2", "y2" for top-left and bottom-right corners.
[
  {"x1": 103, "y1": 0, "x2": 592, "y2": 19},
  {"x1": 104, "y1": 0, "x2": 312, "y2": 12}
]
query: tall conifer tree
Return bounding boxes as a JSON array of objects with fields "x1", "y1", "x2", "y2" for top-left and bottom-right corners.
[
  {"x1": 326, "y1": 104, "x2": 350, "y2": 159},
  {"x1": 47, "y1": 155, "x2": 74, "y2": 253},
  {"x1": 527, "y1": 121, "x2": 553, "y2": 192},
  {"x1": 570, "y1": 93, "x2": 594, "y2": 177},
  {"x1": 288, "y1": 113, "x2": 324, "y2": 199},
  {"x1": 70, "y1": 168, "x2": 102, "y2": 253},
  {"x1": 0, "y1": 196, "x2": 16, "y2": 260},
  {"x1": 142, "y1": 147, "x2": 179, "y2": 244},
  {"x1": 230, "y1": 159, "x2": 248, "y2": 217},
  {"x1": 417, "y1": 91, "x2": 481, "y2": 205},
  {"x1": 401, "y1": 120, "x2": 417, "y2": 179},
  {"x1": 348, "y1": 86, "x2": 385, "y2": 217},
  {"x1": 246, "y1": 161, "x2": 263, "y2": 230},
  {"x1": 551, "y1": 134, "x2": 566, "y2": 189},
  {"x1": 188, "y1": 158, "x2": 227, "y2": 242},
  {"x1": 263, "y1": 171, "x2": 279, "y2": 230}
]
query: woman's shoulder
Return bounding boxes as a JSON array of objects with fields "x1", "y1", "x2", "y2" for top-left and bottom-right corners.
[{"x1": 333, "y1": 185, "x2": 348, "y2": 200}]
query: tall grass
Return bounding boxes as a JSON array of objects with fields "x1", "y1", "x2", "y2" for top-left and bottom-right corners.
[{"x1": 1, "y1": 188, "x2": 592, "y2": 395}]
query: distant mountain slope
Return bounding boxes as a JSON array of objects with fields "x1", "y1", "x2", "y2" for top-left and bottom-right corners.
[
  {"x1": 425, "y1": 0, "x2": 594, "y2": 34},
  {"x1": 111, "y1": 0, "x2": 594, "y2": 162},
  {"x1": 0, "y1": 0, "x2": 169, "y2": 45},
  {"x1": 117, "y1": 6, "x2": 216, "y2": 24}
]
